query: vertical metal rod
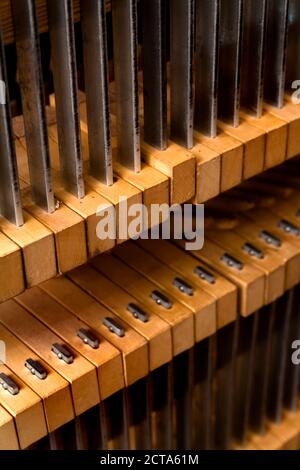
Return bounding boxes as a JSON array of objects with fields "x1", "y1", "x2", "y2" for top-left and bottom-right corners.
[
  {"x1": 218, "y1": 0, "x2": 243, "y2": 127},
  {"x1": 112, "y1": 0, "x2": 141, "y2": 172},
  {"x1": 81, "y1": 0, "x2": 113, "y2": 186},
  {"x1": 170, "y1": 0, "x2": 194, "y2": 149},
  {"x1": 240, "y1": 0, "x2": 267, "y2": 117},
  {"x1": 47, "y1": 0, "x2": 85, "y2": 198},
  {"x1": 0, "y1": 30, "x2": 23, "y2": 226},
  {"x1": 286, "y1": 0, "x2": 300, "y2": 93},
  {"x1": 141, "y1": 0, "x2": 167, "y2": 150},
  {"x1": 11, "y1": 0, "x2": 55, "y2": 213},
  {"x1": 264, "y1": 0, "x2": 289, "y2": 108},
  {"x1": 194, "y1": 0, "x2": 220, "y2": 138}
]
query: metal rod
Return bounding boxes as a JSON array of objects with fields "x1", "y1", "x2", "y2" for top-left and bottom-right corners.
[
  {"x1": 218, "y1": 0, "x2": 243, "y2": 127},
  {"x1": 194, "y1": 0, "x2": 220, "y2": 138},
  {"x1": 112, "y1": 0, "x2": 141, "y2": 172},
  {"x1": 240, "y1": 0, "x2": 267, "y2": 117},
  {"x1": 286, "y1": 0, "x2": 300, "y2": 93},
  {"x1": 11, "y1": 0, "x2": 55, "y2": 213},
  {"x1": 264, "y1": 0, "x2": 289, "y2": 108},
  {"x1": 170, "y1": 0, "x2": 194, "y2": 148},
  {"x1": 81, "y1": 0, "x2": 113, "y2": 186},
  {"x1": 0, "y1": 29, "x2": 23, "y2": 226},
  {"x1": 141, "y1": 0, "x2": 167, "y2": 150},
  {"x1": 47, "y1": 0, "x2": 85, "y2": 198}
]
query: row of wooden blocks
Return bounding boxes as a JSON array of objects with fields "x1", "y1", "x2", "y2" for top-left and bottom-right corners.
[
  {"x1": 0, "y1": 96, "x2": 300, "y2": 303},
  {"x1": 1, "y1": 189, "x2": 300, "y2": 448}
]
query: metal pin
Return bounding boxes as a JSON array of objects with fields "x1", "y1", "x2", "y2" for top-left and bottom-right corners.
[
  {"x1": 264, "y1": 0, "x2": 289, "y2": 108},
  {"x1": 218, "y1": 0, "x2": 243, "y2": 127},
  {"x1": 47, "y1": 0, "x2": 85, "y2": 198},
  {"x1": 141, "y1": 0, "x2": 167, "y2": 150},
  {"x1": 170, "y1": 0, "x2": 194, "y2": 148},
  {"x1": 81, "y1": 0, "x2": 113, "y2": 186},
  {"x1": 194, "y1": 0, "x2": 220, "y2": 138},
  {"x1": 286, "y1": 0, "x2": 300, "y2": 92},
  {"x1": 240, "y1": 0, "x2": 267, "y2": 117},
  {"x1": 0, "y1": 30, "x2": 23, "y2": 226},
  {"x1": 11, "y1": 0, "x2": 55, "y2": 213},
  {"x1": 112, "y1": 0, "x2": 141, "y2": 172}
]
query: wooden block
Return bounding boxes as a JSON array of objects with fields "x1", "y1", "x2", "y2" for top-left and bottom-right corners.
[
  {"x1": 265, "y1": 102, "x2": 300, "y2": 159},
  {"x1": 207, "y1": 229, "x2": 285, "y2": 305},
  {"x1": 241, "y1": 111, "x2": 288, "y2": 169},
  {"x1": 0, "y1": 232, "x2": 24, "y2": 303},
  {"x1": 89, "y1": 254, "x2": 194, "y2": 356},
  {"x1": 218, "y1": 119, "x2": 265, "y2": 179},
  {"x1": 0, "y1": 323, "x2": 74, "y2": 433},
  {"x1": 85, "y1": 174, "x2": 142, "y2": 244},
  {"x1": 268, "y1": 421, "x2": 300, "y2": 450},
  {"x1": 191, "y1": 142, "x2": 221, "y2": 203},
  {"x1": 0, "y1": 210, "x2": 57, "y2": 287},
  {"x1": 41, "y1": 274, "x2": 148, "y2": 388},
  {"x1": 137, "y1": 239, "x2": 238, "y2": 330},
  {"x1": 15, "y1": 140, "x2": 87, "y2": 272},
  {"x1": 112, "y1": 242, "x2": 217, "y2": 342},
  {"x1": 0, "y1": 300, "x2": 100, "y2": 416},
  {"x1": 0, "y1": 364, "x2": 47, "y2": 449},
  {"x1": 16, "y1": 287, "x2": 125, "y2": 401},
  {"x1": 141, "y1": 140, "x2": 196, "y2": 205},
  {"x1": 0, "y1": 405, "x2": 19, "y2": 450},
  {"x1": 59, "y1": 267, "x2": 172, "y2": 372},
  {"x1": 249, "y1": 430, "x2": 281, "y2": 450},
  {"x1": 234, "y1": 216, "x2": 300, "y2": 290},
  {"x1": 195, "y1": 130, "x2": 244, "y2": 192},
  {"x1": 175, "y1": 238, "x2": 265, "y2": 317}
]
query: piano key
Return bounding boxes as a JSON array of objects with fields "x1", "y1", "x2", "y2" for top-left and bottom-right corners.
[
  {"x1": 194, "y1": 0, "x2": 220, "y2": 137},
  {"x1": 0, "y1": 233, "x2": 24, "y2": 303},
  {"x1": 107, "y1": 243, "x2": 217, "y2": 343},
  {"x1": 0, "y1": 30, "x2": 23, "y2": 227},
  {"x1": 47, "y1": 0, "x2": 84, "y2": 199},
  {"x1": 137, "y1": 239, "x2": 238, "y2": 330},
  {"x1": 0, "y1": 300, "x2": 100, "y2": 416},
  {"x1": 264, "y1": 0, "x2": 289, "y2": 108},
  {"x1": 81, "y1": 0, "x2": 113, "y2": 185},
  {"x1": 240, "y1": 0, "x2": 267, "y2": 117},
  {"x1": 112, "y1": 0, "x2": 141, "y2": 171},
  {"x1": 41, "y1": 274, "x2": 148, "y2": 388},
  {"x1": 90, "y1": 253, "x2": 194, "y2": 356},
  {"x1": 218, "y1": 0, "x2": 243, "y2": 127},
  {"x1": 0, "y1": 364, "x2": 47, "y2": 449},
  {"x1": 11, "y1": 0, "x2": 55, "y2": 213},
  {"x1": 141, "y1": 0, "x2": 167, "y2": 149},
  {"x1": 170, "y1": 0, "x2": 194, "y2": 148},
  {"x1": 0, "y1": 405, "x2": 19, "y2": 450},
  {"x1": 0, "y1": 323, "x2": 74, "y2": 433}
]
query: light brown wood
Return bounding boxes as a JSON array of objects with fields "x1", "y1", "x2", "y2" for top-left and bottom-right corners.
[
  {"x1": 58, "y1": 267, "x2": 172, "y2": 372},
  {"x1": 265, "y1": 101, "x2": 300, "y2": 159},
  {"x1": 218, "y1": 119, "x2": 265, "y2": 179},
  {"x1": 41, "y1": 274, "x2": 148, "y2": 388},
  {"x1": 195, "y1": 130, "x2": 244, "y2": 192},
  {"x1": 137, "y1": 239, "x2": 238, "y2": 330},
  {"x1": 241, "y1": 111, "x2": 288, "y2": 169},
  {"x1": 0, "y1": 210, "x2": 57, "y2": 287},
  {"x1": 0, "y1": 300, "x2": 100, "y2": 416},
  {"x1": 113, "y1": 242, "x2": 217, "y2": 342},
  {"x1": 268, "y1": 421, "x2": 300, "y2": 450},
  {"x1": 0, "y1": 405, "x2": 19, "y2": 450},
  {"x1": 89, "y1": 254, "x2": 194, "y2": 356},
  {"x1": 206, "y1": 229, "x2": 285, "y2": 305},
  {"x1": 141, "y1": 140, "x2": 196, "y2": 205},
  {"x1": 0, "y1": 364, "x2": 47, "y2": 449},
  {"x1": 191, "y1": 142, "x2": 221, "y2": 203},
  {"x1": 0, "y1": 232, "x2": 24, "y2": 303},
  {"x1": 0, "y1": 322, "x2": 74, "y2": 433},
  {"x1": 16, "y1": 286, "x2": 125, "y2": 401},
  {"x1": 233, "y1": 216, "x2": 300, "y2": 290},
  {"x1": 175, "y1": 238, "x2": 265, "y2": 317}
]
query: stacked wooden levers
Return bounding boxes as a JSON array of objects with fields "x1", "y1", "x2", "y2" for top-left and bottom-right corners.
[{"x1": 1, "y1": 0, "x2": 300, "y2": 451}]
